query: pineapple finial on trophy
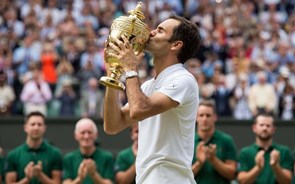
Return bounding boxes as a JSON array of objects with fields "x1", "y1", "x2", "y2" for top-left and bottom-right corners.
[{"x1": 128, "y1": 2, "x2": 145, "y2": 21}]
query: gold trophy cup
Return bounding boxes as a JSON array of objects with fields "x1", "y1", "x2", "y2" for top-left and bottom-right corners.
[{"x1": 99, "y1": 2, "x2": 150, "y2": 90}]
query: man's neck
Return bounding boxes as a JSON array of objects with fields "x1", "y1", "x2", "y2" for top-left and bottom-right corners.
[
  {"x1": 26, "y1": 138, "x2": 43, "y2": 149},
  {"x1": 256, "y1": 138, "x2": 273, "y2": 150},
  {"x1": 198, "y1": 128, "x2": 215, "y2": 143},
  {"x1": 153, "y1": 55, "x2": 179, "y2": 78},
  {"x1": 80, "y1": 146, "x2": 96, "y2": 156}
]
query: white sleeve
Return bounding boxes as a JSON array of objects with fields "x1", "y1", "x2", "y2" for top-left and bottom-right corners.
[{"x1": 158, "y1": 74, "x2": 198, "y2": 106}]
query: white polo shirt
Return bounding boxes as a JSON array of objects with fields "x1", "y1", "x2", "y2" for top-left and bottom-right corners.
[{"x1": 136, "y1": 64, "x2": 199, "y2": 184}]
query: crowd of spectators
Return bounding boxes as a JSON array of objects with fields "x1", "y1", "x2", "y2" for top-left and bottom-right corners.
[{"x1": 0, "y1": 0, "x2": 294, "y2": 119}]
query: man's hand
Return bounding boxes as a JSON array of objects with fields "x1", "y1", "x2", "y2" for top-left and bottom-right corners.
[
  {"x1": 108, "y1": 35, "x2": 139, "y2": 71},
  {"x1": 270, "y1": 149, "x2": 280, "y2": 167},
  {"x1": 255, "y1": 150, "x2": 265, "y2": 169},
  {"x1": 196, "y1": 141, "x2": 206, "y2": 165},
  {"x1": 24, "y1": 161, "x2": 34, "y2": 180},
  {"x1": 32, "y1": 161, "x2": 43, "y2": 178},
  {"x1": 77, "y1": 160, "x2": 88, "y2": 180},
  {"x1": 206, "y1": 144, "x2": 217, "y2": 163},
  {"x1": 85, "y1": 159, "x2": 97, "y2": 177}
]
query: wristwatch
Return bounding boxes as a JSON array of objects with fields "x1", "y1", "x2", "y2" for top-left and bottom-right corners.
[{"x1": 125, "y1": 70, "x2": 139, "y2": 79}]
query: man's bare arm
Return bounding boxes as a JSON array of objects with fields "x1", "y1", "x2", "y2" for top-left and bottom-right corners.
[
  {"x1": 115, "y1": 163, "x2": 136, "y2": 184},
  {"x1": 210, "y1": 159, "x2": 237, "y2": 180},
  {"x1": 6, "y1": 172, "x2": 30, "y2": 184},
  {"x1": 272, "y1": 165, "x2": 292, "y2": 184},
  {"x1": 126, "y1": 77, "x2": 178, "y2": 121},
  {"x1": 36, "y1": 170, "x2": 61, "y2": 184},
  {"x1": 6, "y1": 171, "x2": 60, "y2": 184},
  {"x1": 103, "y1": 88, "x2": 136, "y2": 134},
  {"x1": 237, "y1": 166, "x2": 262, "y2": 184},
  {"x1": 103, "y1": 78, "x2": 178, "y2": 134}
]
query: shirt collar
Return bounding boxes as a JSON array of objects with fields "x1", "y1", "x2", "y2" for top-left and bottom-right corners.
[
  {"x1": 79, "y1": 148, "x2": 97, "y2": 159},
  {"x1": 24, "y1": 141, "x2": 47, "y2": 152},
  {"x1": 154, "y1": 63, "x2": 183, "y2": 80},
  {"x1": 196, "y1": 131, "x2": 217, "y2": 145},
  {"x1": 254, "y1": 143, "x2": 275, "y2": 153}
]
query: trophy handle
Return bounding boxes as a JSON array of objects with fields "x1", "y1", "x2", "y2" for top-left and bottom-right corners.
[{"x1": 121, "y1": 16, "x2": 137, "y2": 45}]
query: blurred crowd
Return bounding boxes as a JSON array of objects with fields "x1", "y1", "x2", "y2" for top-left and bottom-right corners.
[{"x1": 0, "y1": 0, "x2": 294, "y2": 119}]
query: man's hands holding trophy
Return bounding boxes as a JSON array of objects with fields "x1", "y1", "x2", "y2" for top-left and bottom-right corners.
[{"x1": 107, "y1": 35, "x2": 144, "y2": 74}]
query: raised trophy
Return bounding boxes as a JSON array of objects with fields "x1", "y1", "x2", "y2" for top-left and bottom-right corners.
[{"x1": 99, "y1": 2, "x2": 150, "y2": 90}]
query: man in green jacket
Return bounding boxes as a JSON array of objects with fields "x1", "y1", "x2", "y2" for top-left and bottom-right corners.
[
  {"x1": 237, "y1": 113, "x2": 293, "y2": 184},
  {"x1": 63, "y1": 118, "x2": 114, "y2": 184},
  {"x1": 5, "y1": 111, "x2": 63, "y2": 184},
  {"x1": 192, "y1": 100, "x2": 238, "y2": 184},
  {"x1": 114, "y1": 123, "x2": 138, "y2": 184}
]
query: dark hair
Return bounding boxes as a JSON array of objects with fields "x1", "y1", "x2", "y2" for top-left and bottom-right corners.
[
  {"x1": 199, "y1": 99, "x2": 217, "y2": 114},
  {"x1": 254, "y1": 113, "x2": 275, "y2": 126},
  {"x1": 168, "y1": 15, "x2": 201, "y2": 64},
  {"x1": 24, "y1": 111, "x2": 45, "y2": 124}
]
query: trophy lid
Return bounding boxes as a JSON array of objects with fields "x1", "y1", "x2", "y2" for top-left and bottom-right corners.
[
  {"x1": 108, "y1": 1, "x2": 150, "y2": 54},
  {"x1": 128, "y1": 2, "x2": 145, "y2": 20}
]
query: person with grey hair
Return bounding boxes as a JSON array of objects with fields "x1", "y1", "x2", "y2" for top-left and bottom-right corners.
[{"x1": 63, "y1": 118, "x2": 114, "y2": 184}]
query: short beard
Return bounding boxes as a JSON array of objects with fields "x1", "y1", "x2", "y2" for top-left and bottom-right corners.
[{"x1": 257, "y1": 134, "x2": 272, "y2": 142}]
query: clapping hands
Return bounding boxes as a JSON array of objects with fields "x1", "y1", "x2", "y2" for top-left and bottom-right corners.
[
  {"x1": 78, "y1": 159, "x2": 98, "y2": 180},
  {"x1": 196, "y1": 141, "x2": 217, "y2": 164},
  {"x1": 24, "y1": 161, "x2": 43, "y2": 180},
  {"x1": 255, "y1": 149, "x2": 280, "y2": 170}
]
